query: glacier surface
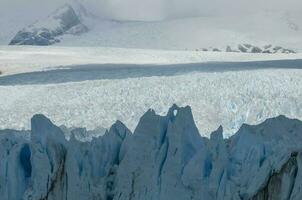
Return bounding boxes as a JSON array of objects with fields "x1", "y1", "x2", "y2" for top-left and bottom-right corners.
[
  {"x1": 1, "y1": 47, "x2": 302, "y2": 137},
  {"x1": 1, "y1": 105, "x2": 302, "y2": 200},
  {"x1": 1, "y1": 66, "x2": 302, "y2": 137}
]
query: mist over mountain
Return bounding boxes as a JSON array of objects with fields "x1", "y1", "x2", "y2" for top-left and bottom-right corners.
[
  {"x1": 0, "y1": 0, "x2": 301, "y2": 49},
  {"x1": 1, "y1": 0, "x2": 301, "y2": 22}
]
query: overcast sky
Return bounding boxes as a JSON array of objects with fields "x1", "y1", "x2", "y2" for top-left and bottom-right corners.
[{"x1": 0, "y1": 0, "x2": 301, "y2": 21}]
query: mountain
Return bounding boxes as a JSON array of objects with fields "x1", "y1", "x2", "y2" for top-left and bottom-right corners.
[
  {"x1": 1, "y1": 105, "x2": 302, "y2": 199},
  {"x1": 9, "y1": 4, "x2": 88, "y2": 46},
  {"x1": 2, "y1": 2, "x2": 301, "y2": 52}
]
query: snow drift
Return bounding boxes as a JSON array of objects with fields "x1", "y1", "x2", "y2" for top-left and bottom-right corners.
[{"x1": 1, "y1": 105, "x2": 302, "y2": 199}]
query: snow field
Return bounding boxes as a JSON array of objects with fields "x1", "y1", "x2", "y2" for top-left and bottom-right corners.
[
  {"x1": 0, "y1": 68, "x2": 301, "y2": 137},
  {"x1": 1, "y1": 46, "x2": 302, "y2": 76}
]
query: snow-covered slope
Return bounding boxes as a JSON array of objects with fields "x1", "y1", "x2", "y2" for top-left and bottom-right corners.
[
  {"x1": 9, "y1": 4, "x2": 88, "y2": 46},
  {"x1": 1, "y1": 105, "x2": 302, "y2": 200},
  {"x1": 58, "y1": 11, "x2": 302, "y2": 52},
  {"x1": 2, "y1": 1, "x2": 302, "y2": 51}
]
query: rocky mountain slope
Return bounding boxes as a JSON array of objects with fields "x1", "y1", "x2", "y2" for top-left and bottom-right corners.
[
  {"x1": 203, "y1": 44, "x2": 297, "y2": 54},
  {"x1": 1, "y1": 105, "x2": 302, "y2": 199},
  {"x1": 9, "y1": 4, "x2": 88, "y2": 45},
  {"x1": 3, "y1": 2, "x2": 300, "y2": 52}
]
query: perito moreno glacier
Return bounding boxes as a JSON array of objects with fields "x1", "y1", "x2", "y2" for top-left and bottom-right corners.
[{"x1": 1, "y1": 105, "x2": 302, "y2": 200}]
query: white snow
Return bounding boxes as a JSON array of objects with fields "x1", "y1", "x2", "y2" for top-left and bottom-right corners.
[
  {"x1": 59, "y1": 13, "x2": 302, "y2": 51},
  {"x1": 1, "y1": 46, "x2": 302, "y2": 76},
  {"x1": 1, "y1": 7, "x2": 302, "y2": 51}
]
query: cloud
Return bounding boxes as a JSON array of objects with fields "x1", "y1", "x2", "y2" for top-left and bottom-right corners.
[
  {"x1": 0, "y1": 0, "x2": 301, "y2": 22},
  {"x1": 82, "y1": 0, "x2": 302, "y2": 20}
]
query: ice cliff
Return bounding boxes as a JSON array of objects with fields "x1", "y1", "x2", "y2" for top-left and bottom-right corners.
[{"x1": 1, "y1": 105, "x2": 302, "y2": 200}]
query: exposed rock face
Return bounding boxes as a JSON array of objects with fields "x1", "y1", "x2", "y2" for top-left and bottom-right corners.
[
  {"x1": 0, "y1": 105, "x2": 302, "y2": 200},
  {"x1": 251, "y1": 46, "x2": 263, "y2": 53},
  {"x1": 226, "y1": 45, "x2": 239, "y2": 52},
  {"x1": 9, "y1": 4, "x2": 88, "y2": 46},
  {"x1": 204, "y1": 44, "x2": 296, "y2": 54},
  {"x1": 241, "y1": 44, "x2": 297, "y2": 53},
  {"x1": 238, "y1": 44, "x2": 248, "y2": 52}
]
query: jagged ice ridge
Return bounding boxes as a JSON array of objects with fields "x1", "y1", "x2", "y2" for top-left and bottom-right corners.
[{"x1": 1, "y1": 105, "x2": 302, "y2": 199}]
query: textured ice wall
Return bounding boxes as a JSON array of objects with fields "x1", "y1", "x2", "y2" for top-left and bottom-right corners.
[{"x1": 1, "y1": 105, "x2": 302, "y2": 199}]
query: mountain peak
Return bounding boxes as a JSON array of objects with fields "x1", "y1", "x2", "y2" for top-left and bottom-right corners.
[{"x1": 9, "y1": 3, "x2": 88, "y2": 46}]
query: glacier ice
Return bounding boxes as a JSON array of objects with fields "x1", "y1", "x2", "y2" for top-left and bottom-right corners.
[
  {"x1": 1, "y1": 105, "x2": 302, "y2": 199},
  {"x1": 1, "y1": 67, "x2": 302, "y2": 138}
]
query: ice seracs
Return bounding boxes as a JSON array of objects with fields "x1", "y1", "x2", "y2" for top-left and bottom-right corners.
[{"x1": 0, "y1": 105, "x2": 302, "y2": 199}]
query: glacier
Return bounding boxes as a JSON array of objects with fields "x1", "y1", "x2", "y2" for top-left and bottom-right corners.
[
  {"x1": 1, "y1": 61, "x2": 302, "y2": 138},
  {"x1": 1, "y1": 105, "x2": 302, "y2": 200}
]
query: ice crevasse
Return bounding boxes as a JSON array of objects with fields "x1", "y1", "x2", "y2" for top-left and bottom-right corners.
[{"x1": 1, "y1": 104, "x2": 302, "y2": 200}]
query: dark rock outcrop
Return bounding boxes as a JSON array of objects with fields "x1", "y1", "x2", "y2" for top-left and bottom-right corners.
[
  {"x1": 9, "y1": 4, "x2": 88, "y2": 46},
  {"x1": 204, "y1": 44, "x2": 296, "y2": 54}
]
